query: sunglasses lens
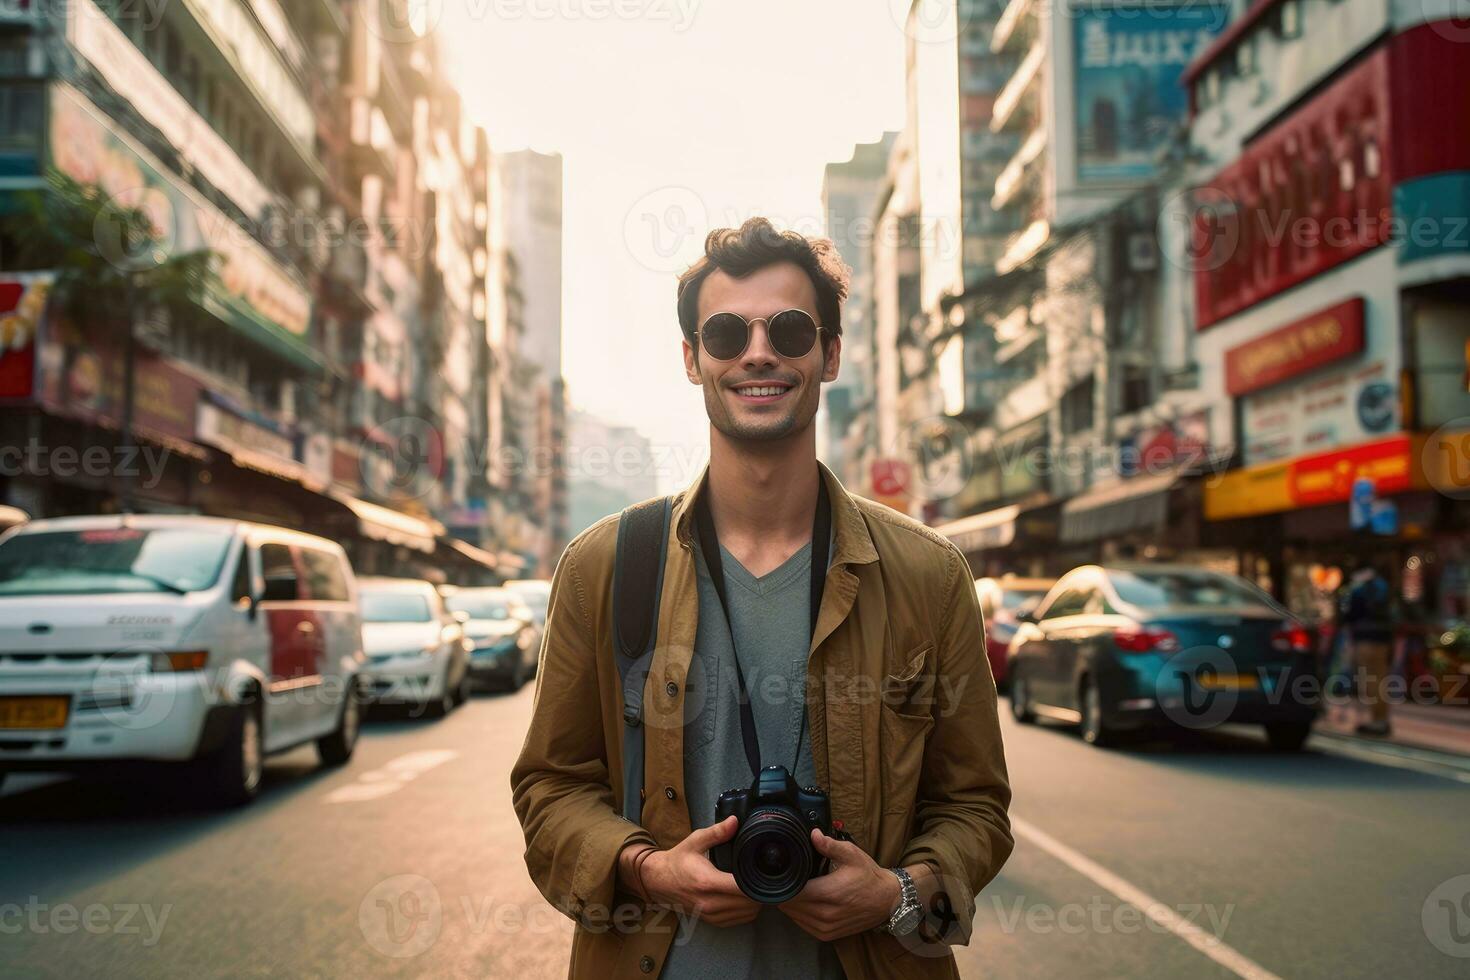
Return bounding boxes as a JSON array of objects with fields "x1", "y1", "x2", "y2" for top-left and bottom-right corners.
[
  {"x1": 769, "y1": 310, "x2": 819, "y2": 359},
  {"x1": 701, "y1": 313, "x2": 748, "y2": 360}
]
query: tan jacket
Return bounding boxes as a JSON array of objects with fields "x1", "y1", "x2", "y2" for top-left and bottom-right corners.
[{"x1": 511, "y1": 462, "x2": 1012, "y2": 979}]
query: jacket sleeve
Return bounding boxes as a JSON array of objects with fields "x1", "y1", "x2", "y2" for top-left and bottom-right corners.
[
  {"x1": 898, "y1": 542, "x2": 1014, "y2": 947},
  {"x1": 510, "y1": 537, "x2": 657, "y2": 923}
]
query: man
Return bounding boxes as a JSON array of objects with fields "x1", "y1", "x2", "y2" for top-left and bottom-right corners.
[
  {"x1": 511, "y1": 218, "x2": 1012, "y2": 978},
  {"x1": 1343, "y1": 564, "x2": 1394, "y2": 736}
]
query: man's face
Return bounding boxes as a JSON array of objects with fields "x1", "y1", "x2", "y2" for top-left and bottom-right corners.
[{"x1": 683, "y1": 261, "x2": 840, "y2": 443}]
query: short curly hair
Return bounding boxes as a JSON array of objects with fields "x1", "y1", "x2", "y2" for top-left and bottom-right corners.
[{"x1": 676, "y1": 217, "x2": 851, "y2": 351}]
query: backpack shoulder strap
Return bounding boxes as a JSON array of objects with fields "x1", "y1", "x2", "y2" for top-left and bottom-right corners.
[{"x1": 611, "y1": 495, "x2": 672, "y2": 824}]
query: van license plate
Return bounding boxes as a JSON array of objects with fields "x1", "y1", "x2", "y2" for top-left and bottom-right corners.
[{"x1": 0, "y1": 696, "x2": 70, "y2": 729}]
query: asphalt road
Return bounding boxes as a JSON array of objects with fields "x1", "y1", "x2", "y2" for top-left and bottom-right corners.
[{"x1": 2, "y1": 688, "x2": 1467, "y2": 979}]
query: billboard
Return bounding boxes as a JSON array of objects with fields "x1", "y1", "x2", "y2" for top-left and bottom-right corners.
[{"x1": 1073, "y1": 3, "x2": 1228, "y2": 183}]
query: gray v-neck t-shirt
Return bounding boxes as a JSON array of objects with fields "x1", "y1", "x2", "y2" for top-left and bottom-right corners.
[{"x1": 662, "y1": 535, "x2": 845, "y2": 979}]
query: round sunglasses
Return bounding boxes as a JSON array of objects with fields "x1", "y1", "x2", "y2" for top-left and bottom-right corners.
[{"x1": 696, "y1": 309, "x2": 823, "y2": 361}]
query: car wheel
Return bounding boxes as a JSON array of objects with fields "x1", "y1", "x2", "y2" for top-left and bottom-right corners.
[
  {"x1": 452, "y1": 668, "x2": 471, "y2": 706},
  {"x1": 197, "y1": 698, "x2": 264, "y2": 807},
  {"x1": 1010, "y1": 670, "x2": 1036, "y2": 724},
  {"x1": 317, "y1": 681, "x2": 363, "y2": 765},
  {"x1": 1265, "y1": 721, "x2": 1311, "y2": 752},
  {"x1": 508, "y1": 653, "x2": 528, "y2": 692},
  {"x1": 1079, "y1": 676, "x2": 1113, "y2": 747}
]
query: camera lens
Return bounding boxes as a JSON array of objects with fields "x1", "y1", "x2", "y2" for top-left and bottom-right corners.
[
  {"x1": 754, "y1": 842, "x2": 790, "y2": 878},
  {"x1": 731, "y1": 807, "x2": 813, "y2": 904}
]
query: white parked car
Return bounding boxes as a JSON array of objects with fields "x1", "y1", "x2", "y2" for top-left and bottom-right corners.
[
  {"x1": 442, "y1": 586, "x2": 539, "y2": 691},
  {"x1": 0, "y1": 515, "x2": 366, "y2": 806},
  {"x1": 503, "y1": 578, "x2": 551, "y2": 627},
  {"x1": 358, "y1": 577, "x2": 471, "y2": 717}
]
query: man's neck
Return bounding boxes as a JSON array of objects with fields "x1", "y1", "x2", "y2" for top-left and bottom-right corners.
[{"x1": 704, "y1": 427, "x2": 820, "y2": 579}]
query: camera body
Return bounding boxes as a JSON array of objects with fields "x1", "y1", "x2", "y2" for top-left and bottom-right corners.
[{"x1": 710, "y1": 765, "x2": 849, "y2": 903}]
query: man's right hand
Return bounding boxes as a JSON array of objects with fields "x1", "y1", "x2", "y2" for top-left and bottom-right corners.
[{"x1": 631, "y1": 815, "x2": 761, "y2": 927}]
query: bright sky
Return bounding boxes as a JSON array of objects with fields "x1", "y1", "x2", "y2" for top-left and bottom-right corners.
[{"x1": 433, "y1": 0, "x2": 908, "y2": 492}]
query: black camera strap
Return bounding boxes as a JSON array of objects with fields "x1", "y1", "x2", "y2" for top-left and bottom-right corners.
[{"x1": 693, "y1": 470, "x2": 831, "y2": 781}]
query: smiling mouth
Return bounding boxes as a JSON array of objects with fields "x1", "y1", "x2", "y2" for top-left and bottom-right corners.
[{"x1": 730, "y1": 382, "x2": 795, "y2": 404}]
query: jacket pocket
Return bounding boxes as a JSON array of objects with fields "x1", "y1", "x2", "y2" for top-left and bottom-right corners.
[
  {"x1": 681, "y1": 644, "x2": 720, "y2": 752},
  {"x1": 878, "y1": 700, "x2": 934, "y2": 815},
  {"x1": 882, "y1": 642, "x2": 935, "y2": 714}
]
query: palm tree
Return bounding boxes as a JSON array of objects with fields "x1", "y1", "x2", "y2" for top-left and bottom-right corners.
[{"x1": 3, "y1": 168, "x2": 220, "y2": 510}]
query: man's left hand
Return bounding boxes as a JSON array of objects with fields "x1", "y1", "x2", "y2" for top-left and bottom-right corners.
[{"x1": 778, "y1": 828, "x2": 901, "y2": 941}]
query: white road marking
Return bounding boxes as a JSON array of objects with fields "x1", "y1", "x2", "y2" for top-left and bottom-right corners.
[
  {"x1": 1012, "y1": 816, "x2": 1284, "y2": 980},
  {"x1": 325, "y1": 750, "x2": 459, "y2": 804}
]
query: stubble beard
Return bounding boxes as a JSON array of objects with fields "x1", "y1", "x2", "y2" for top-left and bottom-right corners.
[{"x1": 704, "y1": 379, "x2": 818, "y2": 443}]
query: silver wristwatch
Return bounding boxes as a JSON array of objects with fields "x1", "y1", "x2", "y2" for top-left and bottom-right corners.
[{"x1": 884, "y1": 867, "x2": 922, "y2": 936}]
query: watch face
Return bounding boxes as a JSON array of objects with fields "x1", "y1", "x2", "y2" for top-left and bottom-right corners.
[{"x1": 892, "y1": 903, "x2": 923, "y2": 936}]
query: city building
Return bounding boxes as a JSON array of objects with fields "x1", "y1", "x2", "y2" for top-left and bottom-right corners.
[
  {"x1": 926, "y1": 0, "x2": 1232, "y2": 572},
  {"x1": 1181, "y1": 0, "x2": 1470, "y2": 639},
  {"x1": 0, "y1": 0, "x2": 533, "y2": 584},
  {"x1": 820, "y1": 131, "x2": 895, "y2": 487},
  {"x1": 498, "y1": 148, "x2": 567, "y2": 577},
  {"x1": 565, "y1": 407, "x2": 657, "y2": 540}
]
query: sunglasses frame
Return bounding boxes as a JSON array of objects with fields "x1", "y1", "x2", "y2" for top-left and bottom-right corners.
[{"x1": 695, "y1": 308, "x2": 825, "y2": 361}]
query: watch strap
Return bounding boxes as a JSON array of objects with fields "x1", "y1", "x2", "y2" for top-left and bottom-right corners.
[{"x1": 884, "y1": 867, "x2": 920, "y2": 935}]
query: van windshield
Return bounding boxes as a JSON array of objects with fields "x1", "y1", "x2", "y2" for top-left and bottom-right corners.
[
  {"x1": 0, "y1": 527, "x2": 233, "y2": 596},
  {"x1": 361, "y1": 591, "x2": 433, "y2": 623}
]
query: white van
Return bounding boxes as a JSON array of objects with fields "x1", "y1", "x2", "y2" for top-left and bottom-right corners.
[{"x1": 0, "y1": 515, "x2": 366, "y2": 806}]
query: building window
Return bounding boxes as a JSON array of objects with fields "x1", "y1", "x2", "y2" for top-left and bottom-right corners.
[
  {"x1": 1120, "y1": 364, "x2": 1151, "y2": 415},
  {"x1": 1279, "y1": 0, "x2": 1303, "y2": 38},
  {"x1": 1061, "y1": 377, "x2": 1095, "y2": 435},
  {"x1": 0, "y1": 83, "x2": 42, "y2": 148},
  {"x1": 1236, "y1": 37, "x2": 1257, "y2": 76}
]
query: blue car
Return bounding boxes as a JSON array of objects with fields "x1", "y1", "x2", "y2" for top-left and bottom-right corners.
[{"x1": 1007, "y1": 565, "x2": 1319, "y2": 750}]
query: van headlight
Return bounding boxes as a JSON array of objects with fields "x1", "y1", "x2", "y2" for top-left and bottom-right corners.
[{"x1": 151, "y1": 651, "x2": 209, "y2": 672}]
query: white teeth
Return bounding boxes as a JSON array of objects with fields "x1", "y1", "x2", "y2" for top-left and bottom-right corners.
[{"x1": 738, "y1": 386, "x2": 787, "y2": 397}]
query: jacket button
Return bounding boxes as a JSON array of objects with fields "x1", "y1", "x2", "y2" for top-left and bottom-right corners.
[
  {"x1": 664, "y1": 786, "x2": 676, "y2": 801},
  {"x1": 639, "y1": 955, "x2": 655, "y2": 973},
  {"x1": 665, "y1": 681, "x2": 678, "y2": 697}
]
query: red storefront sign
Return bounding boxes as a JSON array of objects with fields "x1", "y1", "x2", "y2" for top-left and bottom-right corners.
[
  {"x1": 1224, "y1": 298, "x2": 1366, "y2": 396},
  {"x1": 0, "y1": 276, "x2": 54, "y2": 401},
  {"x1": 1193, "y1": 48, "x2": 1392, "y2": 328},
  {"x1": 1205, "y1": 433, "x2": 1417, "y2": 520},
  {"x1": 1192, "y1": 23, "x2": 1470, "y2": 329},
  {"x1": 1288, "y1": 434, "x2": 1415, "y2": 508},
  {"x1": 871, "y1": 459, "x2": 911, "y2": 497}
]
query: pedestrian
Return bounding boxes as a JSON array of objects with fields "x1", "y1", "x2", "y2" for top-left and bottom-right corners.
[
  {"x1": 1343, "y1": 563, "x2": 1395, "y2": 736},
  {"x1": 510, "y1": 217, "x2": 1012, "y2": 979}
]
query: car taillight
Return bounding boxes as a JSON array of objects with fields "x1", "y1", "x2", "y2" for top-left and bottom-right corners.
[
  {"x1": 1113, "y1": 627, "x2": 1180, "y2": 653},
  {"x1": 1272, "y1": 625, "x2": 1312, "y2": 653}
]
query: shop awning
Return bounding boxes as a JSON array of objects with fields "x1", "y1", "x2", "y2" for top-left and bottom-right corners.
[
  {"x1": 441, "y1": 536, "x2": 499, "y2": 571},
  {"x1": 328, "y1": 490, "x2": 441, "y2": 554},
  {"x1": 1060, "y1": 471, "x2": 1181, "y2": 543},
  {"x1": 198, "y1": 288, "x2": 325, "y2": 377},
  {"x1": 223, "y1": 444, "x2": 326, "y2": 493},
  {"x1": 935, "y1": 504, "x2": 1022, "y2": 553}
]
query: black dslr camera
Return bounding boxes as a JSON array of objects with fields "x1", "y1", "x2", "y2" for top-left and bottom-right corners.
[{"x1": 710, "y1": 765, "x2": 852, "y2": 903}]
